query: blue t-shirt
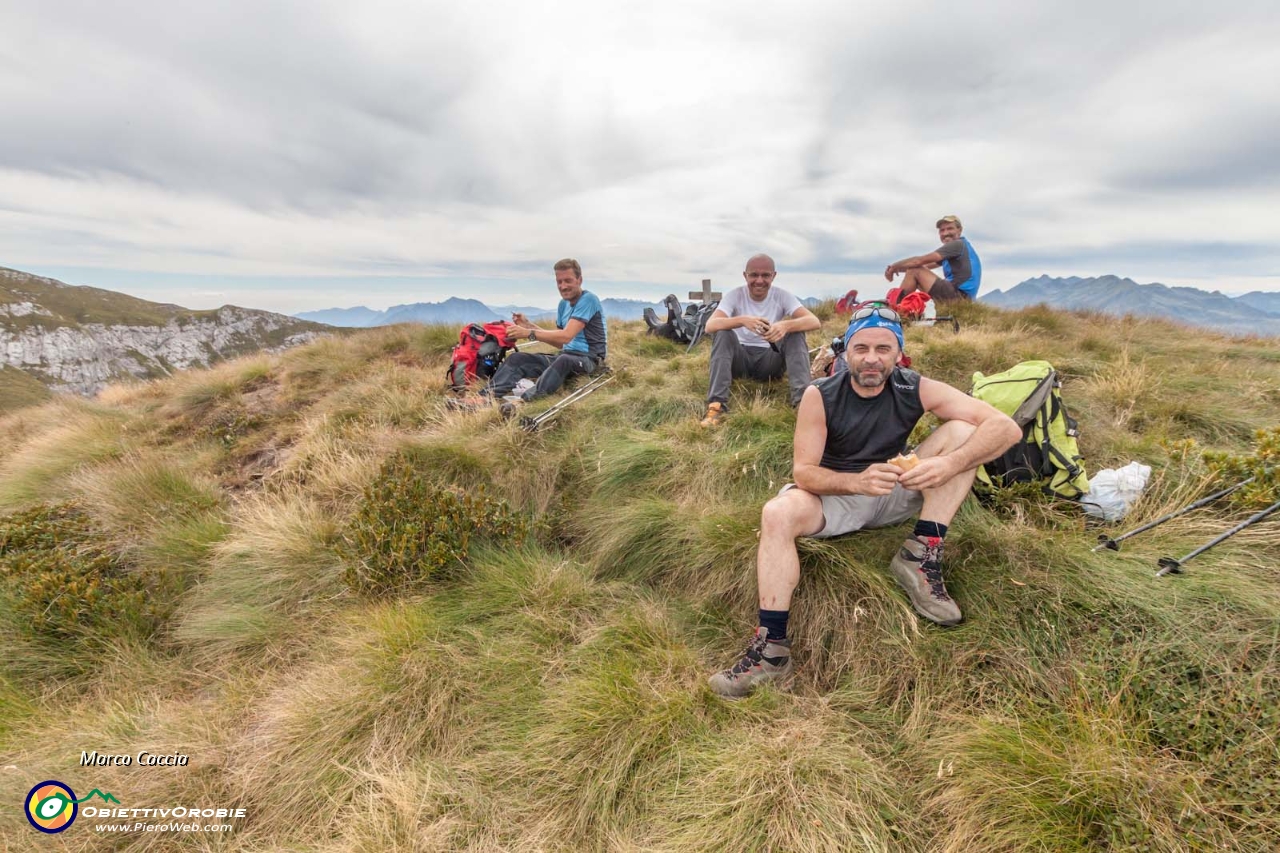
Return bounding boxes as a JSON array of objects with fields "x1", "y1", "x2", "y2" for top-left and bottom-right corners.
[
  {"x1": 557, "y1": 290, "x2": 607, "y2": 359},
  {"x1": 939, "y1": 236, "x2": 982, "y2": 298}
]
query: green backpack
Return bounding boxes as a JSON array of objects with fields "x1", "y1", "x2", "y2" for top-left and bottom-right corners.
[{"x1": 970, "y1": 360, "x2": 1089, "y2": 499}]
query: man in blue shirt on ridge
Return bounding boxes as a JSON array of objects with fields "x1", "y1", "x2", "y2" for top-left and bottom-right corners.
[
  {"x1": 884, "y1": 215, "x2": 982, "y2": 303},
  {"x1": 488, "y1": 258, "x2": 607, "y2": 409}
]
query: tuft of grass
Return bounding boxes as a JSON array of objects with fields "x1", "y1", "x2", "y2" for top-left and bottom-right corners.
[
  {"x1": 71, "y1": 452, "x2": 227, "y2": 573},
  {"x1": 650, "y1": 709, "x2": 910, "y2": 852},
  {"x1": 925, "y1": 690, "x2": 1216, "y2": 851},
  {"x1": 168, "y1": 356, "x2": 273, "y2": 418},
  {"x1": 226, "y1": 602, "x2": 545, "y2": 843},
  {"x1": 0, "y1": 400, "x2": 127, "y2": 510},
  {"x1": 176, "y1": 489, "x2": 347, "y2": 654},
  {"x1": 523, "y1": 605, "x2": 710, "y2": 843}
]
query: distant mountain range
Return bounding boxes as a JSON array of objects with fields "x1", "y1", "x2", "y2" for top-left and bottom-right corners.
[
  {"x1": 982, "y1": 275, "x2": 1280, "y2": 336},
  {"x1": 296, "y1": 295, "x2": 824, "y2": 327},
  {"x1": 1, "y1": 266, "x2": 327, "y2": 399},
  {"x1": 296, "y1": 296, "x2": 667, "y2": 326}
]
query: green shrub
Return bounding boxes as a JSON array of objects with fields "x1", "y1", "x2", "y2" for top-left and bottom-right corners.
[
  {"x1": 1202, "y1": 425, "x2": 1280, "y2": 508},
  {"x1": 338, "y1": 452, "x2": 528, "y2": 596},
  {"x1": 0, "y1": 504, "x2": 176, "y2": 664}
]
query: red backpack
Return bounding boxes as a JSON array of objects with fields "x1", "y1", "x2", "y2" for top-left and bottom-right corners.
[
  {"x1": 835, "y1": 289, "x2": 860, "y2": 315},
  {"x1": 447, "y1": 322, "x2": 517, "y2": 391},
  {"x1": 884, "y1": 287, "x2": 930, "y2": 320}
]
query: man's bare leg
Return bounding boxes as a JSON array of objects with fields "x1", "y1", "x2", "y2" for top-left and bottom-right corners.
[
  {"x1": 890, "y1": 419, "x2": 978, "y2": 626},
  {"x1": 914, "y1": 419, "x2": 979, "y2": 522},
  {"x1": 756, "y1": 489, "x2": 825, "y2": 611},
  {"x1": 708, "y1": 488, "x2": 822, "y2": 697},
  {"x1": 897, "y1": 267, "x2": 941, "y2": 296}
]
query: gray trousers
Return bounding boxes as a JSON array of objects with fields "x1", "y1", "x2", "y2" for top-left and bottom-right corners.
[
  {"x1": 707, "y1": 330, "x2": 812, "y2": 407},
  {"x1": 487, "y1": 351, "x2": 596, "y2": 401}
]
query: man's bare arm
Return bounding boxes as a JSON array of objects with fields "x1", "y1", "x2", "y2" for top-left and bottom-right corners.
[
  {"x1": 780, "y1": 305, "x2": 822, "y2": 333},
  {"x1": 898, "y1": 378, "x2": 1021, "y2": 490},
  {"x1": 886, "y1": 251, "x2": 945, "y2": 275},
  {"x1": 763, "y1": 306, "x2": 822, "y2": 342},
  {"x1": 509, "y1": 317, "x2": 586, "y2": 348},
  {"x1": 792, "y1": 386, "x2": 902, "y2": 496},
  {"x1": 705, "y1": 307, "x2": 771, "y2": 333}
]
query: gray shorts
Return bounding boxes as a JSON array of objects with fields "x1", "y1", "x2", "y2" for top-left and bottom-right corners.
[
  {"x1": 926, "y1": 276, "x2": 970, "y2": 303},
  {"x1": 780, "y1": 483, "x2": 923, "y2": 539}
]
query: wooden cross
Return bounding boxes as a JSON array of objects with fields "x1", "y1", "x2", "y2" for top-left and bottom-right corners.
[{"x1": 689, "y1": 278, "x2": 722, "y2": 304}]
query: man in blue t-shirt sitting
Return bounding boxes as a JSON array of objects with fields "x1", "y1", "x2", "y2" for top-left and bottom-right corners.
[
  {"x1": 883, "y1": 215, "x2": 982, "y2": 303},
  {"x1": 487, "y1": 258, "x2": 607, "y2": 408}
]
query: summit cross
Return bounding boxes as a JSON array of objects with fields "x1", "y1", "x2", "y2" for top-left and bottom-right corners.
[{"x1": 689, "y1": 278, "x2": 722, "y2": 304}]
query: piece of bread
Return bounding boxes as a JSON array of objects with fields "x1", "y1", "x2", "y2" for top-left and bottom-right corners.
[{"x1": 888, "y1": 452, "x2": 920, "y2": 471}]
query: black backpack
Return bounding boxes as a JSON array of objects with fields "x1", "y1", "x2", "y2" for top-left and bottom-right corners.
[
  {"x1": 644, "y1": 295, "x2": 720, "y2": 351},
  {"x1": 970, "y1": 360, "x2": 1089, "y2": 499}
]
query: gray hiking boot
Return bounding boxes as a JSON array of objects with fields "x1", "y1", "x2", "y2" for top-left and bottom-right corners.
[
  {"x1": 888, "y1": 536, "x2": 962, "y2": 626},
  {"x1": 708, "y1": 627, "x2": 793, "y2": 699}
]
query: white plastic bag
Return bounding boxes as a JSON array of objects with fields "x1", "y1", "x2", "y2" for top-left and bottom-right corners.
[{"x1": 1081, "y1": 462, "x2": 1152, "y2": 522}]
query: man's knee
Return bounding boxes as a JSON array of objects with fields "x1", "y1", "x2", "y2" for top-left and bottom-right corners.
[
  {"x1": 760, "y1": 492, "x2": 822, "y2": 537},
  {"x1": 919, "y1": 420, "x2": 978, "y2": 457},
  {"x1": 781, "y1": 331, "x2": 809, "y2": 353},
  {"x1": 712, "y1": 329, "x2": 737, "y2": 344}
]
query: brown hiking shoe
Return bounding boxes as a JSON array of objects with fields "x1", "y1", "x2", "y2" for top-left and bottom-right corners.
[
  {"x1": 700, "y1": 401, "x2": 726, "y2": 428},
  {"x1": 708, "y1": 627, "x2": 793, "y2": 698},
  {"x1": 888, "y1": 536, "x2": 962, "y2": 626}
]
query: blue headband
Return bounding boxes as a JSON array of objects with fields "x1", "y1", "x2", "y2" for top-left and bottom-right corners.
[{"x1": 844, "y1": 313, "x2": 905, "y2": 350}]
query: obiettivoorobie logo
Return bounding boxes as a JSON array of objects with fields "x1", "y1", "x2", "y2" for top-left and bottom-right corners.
[{"x1": 24, "y1": 781, "x2": 119, "y2": 834}]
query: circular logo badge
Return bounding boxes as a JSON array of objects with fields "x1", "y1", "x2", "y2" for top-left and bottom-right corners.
[{"x1": 25, "y1": 781, "x2": 78, "y2": 834}]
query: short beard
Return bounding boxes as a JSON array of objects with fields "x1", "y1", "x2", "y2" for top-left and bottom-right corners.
[{"x1": 852, "y1": 368, "x2": 886, "y2": 388}]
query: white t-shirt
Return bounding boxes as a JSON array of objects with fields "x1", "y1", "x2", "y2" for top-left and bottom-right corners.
[{"x1": 719, "y1": 285, "x2": 804, "y2": 348}]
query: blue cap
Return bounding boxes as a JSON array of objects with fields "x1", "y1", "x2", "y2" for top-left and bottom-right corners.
[{"x1": 844, "y1": 312, "x2": 904, "y2": 350}]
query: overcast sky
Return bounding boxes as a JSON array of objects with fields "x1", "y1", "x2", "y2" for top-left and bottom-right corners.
[{"x1": 2, "y1": 0, "x2": 1278, "y2": 313}]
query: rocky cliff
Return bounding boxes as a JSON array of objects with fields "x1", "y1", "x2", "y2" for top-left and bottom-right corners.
[{"x1": 1, "y1": 267, "x2": 328, "y2": 397}]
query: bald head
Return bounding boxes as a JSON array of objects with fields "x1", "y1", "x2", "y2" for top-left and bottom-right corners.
[{"x1": 742, "y1": 253, "x2": 778, "y2": 299}]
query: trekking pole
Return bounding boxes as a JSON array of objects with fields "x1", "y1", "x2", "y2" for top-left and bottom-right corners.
[
  {"x1": 1156, "y1": 498, "x2": 1280, "y2": 576},
  {"x1": 931, "y1": 316, "x2": 960, "y2": 333},
  {"x1": 520, "y1": 372, "x2": 616, "y2": 432},
  {"x1": 1093, "y1": 477, "x2": 1255, "y2": 552}
]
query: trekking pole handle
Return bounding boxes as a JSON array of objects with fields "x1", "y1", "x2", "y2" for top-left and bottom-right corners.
[
  {"x1": 1155, "y1": 497, "x2": 1280, "y2": 576},
  {"x1": 1093, "y1": 476, "x2": 1255, "y2": 552}
]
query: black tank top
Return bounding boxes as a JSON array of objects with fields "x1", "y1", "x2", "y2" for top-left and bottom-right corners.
[{"x1": 815, "y1": 367, "x2": 925, "y2": 472}]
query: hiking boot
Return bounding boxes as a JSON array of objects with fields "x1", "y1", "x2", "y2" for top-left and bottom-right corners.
[
  {"x1": 700, "y1": 401, "x2": 726, "y2": 428},
  {"x1": 708, "y1": 627, "x2": 793, "y2": 699},
  {"x1": 499, "y1": 396, "x2": 524, "y2": 419},
  {"x1": 888, "y1": 536, "x2": 962, "y2": 626}
]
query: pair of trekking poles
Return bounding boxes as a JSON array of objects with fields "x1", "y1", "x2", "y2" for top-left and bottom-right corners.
[
  {"x1": 1092, "y1": 475, "x2": 1280, "y2": 576},
  {"x1": 514, "y1": 369, "x2": 616, "y2": 433}
]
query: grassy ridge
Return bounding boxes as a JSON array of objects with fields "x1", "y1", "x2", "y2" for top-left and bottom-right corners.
[
  {"x1": 0, "y1": 364, "x2": 52, "y2": 414},
  {"x1": 1, "y1": 305, "x2": 1278, "y2": 851}
]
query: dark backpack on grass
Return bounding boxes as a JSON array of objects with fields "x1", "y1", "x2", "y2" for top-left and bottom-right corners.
[
  {"x1": 447, "y1": 322, "x2": 517, "y2": 391},
  {"x1": 970, "y1": 360, "x2": 1089, "y2": 499},
  {"x1": 644, "y1": 294, "x2": 720, "y2": 350}
]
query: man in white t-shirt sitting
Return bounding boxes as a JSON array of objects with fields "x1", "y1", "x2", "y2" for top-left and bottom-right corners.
[{"x1": 700, "y1": 254, "x2": 822, "y2": 427}]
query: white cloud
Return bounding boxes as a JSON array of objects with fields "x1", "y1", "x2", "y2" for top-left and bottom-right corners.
[{"x1": 1, "y1": 0, "x2": 1278, "y2": 310}]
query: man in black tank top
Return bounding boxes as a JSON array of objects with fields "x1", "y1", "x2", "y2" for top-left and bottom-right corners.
[{"x1": 709, "y1": 308, "x2": 1020, "y2": 699}]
